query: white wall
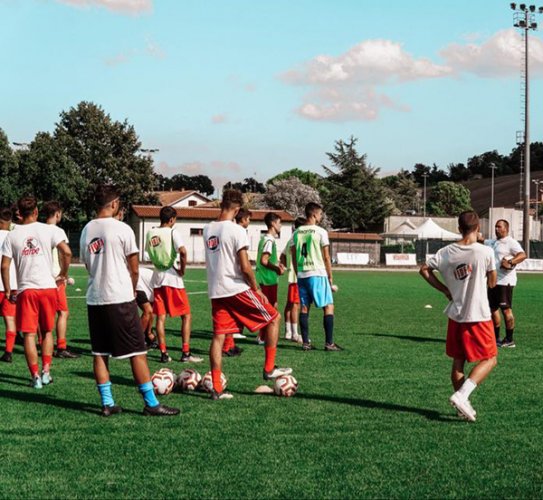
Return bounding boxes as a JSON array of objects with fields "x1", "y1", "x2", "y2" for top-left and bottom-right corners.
[
  {"x1": 170, "y1": 194, "x2": 209, "y2": 208},
  {"x1": 134, "y1": 217, "x2": 292, "y2": 263}
]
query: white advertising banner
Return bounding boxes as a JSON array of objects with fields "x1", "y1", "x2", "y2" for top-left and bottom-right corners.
[
  {"x1": 385, "y1": 253, "x2": 417, "y2": 266},
  {"x1": 336, "y1": 253, "x2": 369, "y2": 265},
  {"x1": 517, "y1": 259, "x2": 543, "y2": 271}
]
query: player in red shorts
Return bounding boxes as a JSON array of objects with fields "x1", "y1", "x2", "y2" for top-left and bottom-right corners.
[
  {"x1": 1, "y1": 196, "x2": 72, "y2": 388},
  {"x1": 203, "y1": 189, "x2": 292, "y2": 400},
  {"x1": 0, "y1": 207, "x2": 17, "y2": 363},
  {"x1": 280, "y1": 217, "x2": 305, "y2": 342},
  {"x1": 420, "y1": 211, "x2": 497, "y2": 422}
]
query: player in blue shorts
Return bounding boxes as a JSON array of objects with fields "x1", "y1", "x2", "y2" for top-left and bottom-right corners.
[{"x1": 291, "y1": 202, "x2": 342, "y2": 351}]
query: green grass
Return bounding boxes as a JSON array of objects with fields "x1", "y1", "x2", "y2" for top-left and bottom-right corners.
[{"x1": 1, "y1": 268, "x2": 542, "y2": 499}]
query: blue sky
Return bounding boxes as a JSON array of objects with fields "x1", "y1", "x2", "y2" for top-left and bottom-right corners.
[{"x1": 2, "y1": 0, "x2": 543, "y2": 192}]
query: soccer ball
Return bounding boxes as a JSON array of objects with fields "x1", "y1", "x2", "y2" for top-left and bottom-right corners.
[
  {"x1": 151, "y1": 368, "x2": 176, "y2": 395},
  {"x1": 274, "y1": 374, "x2": 298, "y2": 397},
  {"x1": 200, "y1": 371, "x2": 228, "y2": 393},
  {"x1": 177, "y1": 369, "x2": 202, "y2": 391}
]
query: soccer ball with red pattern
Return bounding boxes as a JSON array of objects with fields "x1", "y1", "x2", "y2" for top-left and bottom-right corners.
[
  {"x1": 200, "y1": 371, "x2": 228, "y2": 393},
  {"x1": 151, "y1": 368, "x2": 176, "y2": 395},
  {"x1": 177, "y1": 369, "x2": 202, "y2": 391},
  {"x1": 274, "y1": 374, "x2": 298, "y2": 397}
]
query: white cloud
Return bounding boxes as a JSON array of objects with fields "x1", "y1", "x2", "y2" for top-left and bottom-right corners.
[
  {"x1": 281, "y1": 38, "x2": 451, "y2": 122},
  {"x1": 441, "y1": 28, "x2": 543, "y2": 78},
  {"x1": 56, "y1": 0, "x2": 152, "y2": 15}
]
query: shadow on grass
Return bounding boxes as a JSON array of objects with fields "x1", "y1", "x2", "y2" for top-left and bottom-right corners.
[
  {"x1": 0, "y1": 387, "x2": 143, "y2": 416},
  {"x1": 0, "y1": 372, "x2": 33, "y2": 387},
  {"x1": 369, "y1": 332, "x2": 445, "y2": 344}
]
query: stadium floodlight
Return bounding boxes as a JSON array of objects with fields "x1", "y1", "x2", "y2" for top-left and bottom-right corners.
[{"x1": 511, "y1": 3, "x2": 543, "y2": 256}]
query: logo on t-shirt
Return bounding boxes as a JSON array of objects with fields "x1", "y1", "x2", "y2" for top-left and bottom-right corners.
[
  {"x1": 88, "y1": 237, "x2": 105, "y2": 255},
  {"x1": 454, "y1": 263, "x2": 472, "y2": 281},
  {"x1": 149, "y1": 235, "x2": 162, "y2": 247},
  {"x1": 206, "y1": 235, "x2": 219, "y2": 251},
  {"x1": 22, "y1": 237, "x2": 40, "y2": 256}
]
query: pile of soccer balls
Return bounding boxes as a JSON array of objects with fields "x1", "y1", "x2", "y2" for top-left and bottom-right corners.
[{"x1": 151, "y1": 368, "x2": 298, "y2": 397}]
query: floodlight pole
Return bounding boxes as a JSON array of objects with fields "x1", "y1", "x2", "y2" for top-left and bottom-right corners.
[
  {"x1": 490, "y1": 162, "x2": 497, "y2": 232},
  {"x1": 511, "y1": 3, "x2": 543, "y2": 256}
]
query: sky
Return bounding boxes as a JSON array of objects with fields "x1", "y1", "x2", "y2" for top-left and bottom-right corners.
[{"x1": 2, "y1": 0, "x2": 543, "y2": 193}]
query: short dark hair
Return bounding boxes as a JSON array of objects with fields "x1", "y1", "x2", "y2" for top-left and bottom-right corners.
[
  {"x1": 221, "y1": 189, "x2": 244, "y2": 210},
  {"x1": 160, "y1": 206, "x2": 177, "y2": 224},
  {"x1": 264, "y1": 212, "x2": 281, "y2": 228},
  {"x1": 18, "y1": 196, "x2": 38, "y2": 218},
  {"x1": 458, "y1": 211, "x2": 479, "y2": 235},
  {"x1": 496, "y1": 219, "x2": 510, "y2": 230},
  {"x1": 235, "y1": 207, "x2": 252, "y2": 224},
  {"x1": 294, "y1": 217, "x2": 306, "y2": 229},
  {"x1": 42, "y1": 201, "x2": 62, "y2": 219},
  {"x1": 305, "y1": 202, "x2": 322, "y2": 219},
  {"x1": 0, "y1": 207, "x2": 13, "y2": 222},
  {"x1": 94, "y1": 184, "x2": 120, "y2": 209}
]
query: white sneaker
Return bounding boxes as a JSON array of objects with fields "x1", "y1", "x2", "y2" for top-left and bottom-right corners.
[
  {"x1": 41, "y1": 371, "x2": 53, "y2": 385},
  {"x1": 291, "y1": 333, "x2": 299, "y2": 342},
  {"x1": 180, "y1": 353, "x2": 203, "y2": 363},
  {"x1": 233, "y1": 333, "x2": 247, "y2": 339},
  {"x1": 449, "y1": 392, "x2": 476, "y2": 422},
  {"x1": 31, "y1": 375, "x2": 43, "y2": 389},
  {"x1": 256, "y1": 336, "x2": 265, "y2": 345},
  {"x1": 263, "y1": 366, "x2": 293, "y2": 380},
  {"x1": 285, "y1": 331, "x2": 292, "y2": 340},
  {"x1": 457, "y1": 400, "x2": 477, "y2": 419}
]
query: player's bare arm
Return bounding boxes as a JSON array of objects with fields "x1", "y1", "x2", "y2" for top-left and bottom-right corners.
[
  {"x1": 127, "y1": 253, "x2": 140, "y2": 294},
  {"x1": 322, "y1": 245, "x2": 333, "y2": 285},
  {"x1": 419, "y1": 264, "x2": 452, "y2": 300},
  {"x1": 290, "y1": 246, "x2": 298, "y2": 275},
  {"x1": 500, "y1": 251, "x2": 527, "y2": 270},
  {"x1": 176, "y1": 246, "x2": 187, "y2": 276},
  {"x1": 487, "y1": 269, "x2": 497, "y2": 289},
  {"x1": 56, "y1": 241, "x2": 72, "y2": 283},
  {"x1": 1, "y1": 255, "x2": 11, "y2": 297},
  {"x1": 260, "y1": 252, "x2": 284, "y2": 276},
  {"x1": 239, "y1": 247, "x2": 269, "y2": 303}
]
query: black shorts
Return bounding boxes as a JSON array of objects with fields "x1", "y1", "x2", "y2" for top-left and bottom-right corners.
[
  {"x1": 136, "y1": 290, "x2": 150, "y2": 307},
  {"x1": 488, "y1": 285, "x2": 514, "y2": 311},
  {"x1": 88, "y1": 301, "x2": 147, "y2": 359}
]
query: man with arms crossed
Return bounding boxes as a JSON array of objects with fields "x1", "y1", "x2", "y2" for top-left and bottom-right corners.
[
  {"x1": 80, "y1": 185, "x2": 179, "y2": 417},
  {"x1": 203, "y1": 189, "x2": 292, "y2": 400},
  {"x1": 482, "y1": 220, "x2": 526, "y2": 348},
  {"x1": 291, "y1": 203, "x2": 341, "y2": 351},
  {"x1": 420, "y1": 211, "x2": 497, "y2": 422},
  {"x1": 1, "y1": 196, "x2": 72, "y2": 388}
]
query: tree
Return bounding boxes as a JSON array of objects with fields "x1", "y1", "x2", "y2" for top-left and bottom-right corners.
[
  {"x1": 266, "y1": 168, "x2": 322, "y2": 189},
  {"x1": 427, "y1": 181, "x2": 472, "y2": 216},
  {"x1": 321, "y1": 137, "x2": 390, "y2": 231},
  {"x1": 411, "y1": 163, "x2": 447, "y2": 186},
  {"x1": 447, "y1": 162, "x2": 470, "y2": 182},
  {"x1": 223, "y1": 177, "x2": 265, "y2": 193},
  {"x1": 381, "y1": 170, "x2": 419, "y2": 214},
  {"x1": 259, "y1": 177, "x2": 323, "y2": 218},
  {"x1": 54, "y1": 101, "x2": 157, "y2": 218},
  {"x1": 0, "y1": 129, "x2": 20, "y2": 206},
  {"x1": 467, "y1": 150, "x2": 508, "y2": 178}
]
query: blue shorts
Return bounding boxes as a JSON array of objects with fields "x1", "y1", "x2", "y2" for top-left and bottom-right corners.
[{"x1": 298, "y1": 276, "x2": 333, "y2": 308}]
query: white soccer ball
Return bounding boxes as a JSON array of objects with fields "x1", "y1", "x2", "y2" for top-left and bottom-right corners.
[
  {"x1": 274, "y1": 374, "x2": 298, "y2": 397},
  {"x1": 177, "y1": 369, "x2": 202, "y2": 391},
  {"x1": 151, "y1": 368, "x2": 176, "y2": 395},
  {"x1": 200, "y1": 370, "x2": 228, "y2": 393},
  {"x1": 331, "y1": 284, "x2": 339, "y2": 293},
  {"x1": 67, "y1": 277, "x2": 75, "y2": 286}
]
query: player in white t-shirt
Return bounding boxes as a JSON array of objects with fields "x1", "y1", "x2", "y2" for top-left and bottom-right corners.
[
  {"x1": 1, "y1": 196, "x2": 72, "y2": 389},
  {"x1": 145, "y1": 206, "x2": 201, "y2": 364},
  {"x1": 482, "y1": 220, "x2": 526, "y2": 348},
  {"x1": 0, "y1": 207, "x2": 18, "y2": 363},
  {"x1": 203, "y1": 189, "x2": 292, "y2": 400},
  {"x1": 280, "y1": 217, "x2": 305, "y2": 343},
  {"x1": 420, "y1": 211, "x2": 498, "y2": 422},
  {"x1": 80, "y1": 184, "x2": 179, "y2": 417},
  {"x1": 43, "y1": 201, "x2": 79, "y2": 359}
]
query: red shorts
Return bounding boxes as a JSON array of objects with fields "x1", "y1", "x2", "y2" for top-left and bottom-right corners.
[
  {"x1": 212, "y1": 289, "x2": 279, "y2": 335},
  {"x1": 16, "y1": 288, "x2": 57, "y2": 334},
  {"x1": 153, "y1": 286, "x2": 191, "y2": 317},
  {"x1": 446, "y1": 319, "x2": 497, "y2": 363},
  {"x1": 287, "y1": 283, "x2": 300, "y2": 304},
  {"x1": 57, "y1": 283, "x2": 68, "y2": 312},
  {"x1": 0, "y1": 291, "x2": 16, "y2": 317},
  {"x1": 260, "y1": 284, "x2": 278, "y2": 305}
]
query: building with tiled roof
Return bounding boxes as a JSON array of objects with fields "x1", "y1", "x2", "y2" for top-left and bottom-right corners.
[{"x1": 154, "y1": 190, "x2": 211, "y2": 208}]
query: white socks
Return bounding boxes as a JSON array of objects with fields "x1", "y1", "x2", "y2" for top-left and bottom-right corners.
[
  {"x1": 285, "y1": 322, "x2": 292, "y2": 339},
  {"x1": 458, "y1": 378, "x2": 477, "y2": 399}
]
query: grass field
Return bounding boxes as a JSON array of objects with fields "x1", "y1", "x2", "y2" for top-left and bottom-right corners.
[{"x1": 1, "y1": 267, "x2": 542, "y2": 499}]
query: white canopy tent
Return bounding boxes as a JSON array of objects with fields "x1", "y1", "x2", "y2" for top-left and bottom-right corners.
[
  {"x1": 381, "y1": 219, "x2": 418, "y2": 239},
  {"x1": 412, "y1": 218, "x2": 460, "y2": 240}
]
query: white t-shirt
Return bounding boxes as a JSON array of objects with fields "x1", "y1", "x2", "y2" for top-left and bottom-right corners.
[
  {"x1": 80, "y1": 218, "x2": 139, "y2": 306},
  {"x1": 49, "y1": 225, "x2": 69, "y2": 277},
  {"x1": 203, "y1": 220, "x2": 250, "y2": 299},
  {"x1": 151, "y1": 228, "x2": 185, "y2": 290},
  {"x1": 0, "y1": 229, "x2": 17, "y2": 292},
  {"x1": 484, "y1": 236, "x2": 524, "y2": 286},
  {"x1": 137, "y1": 266, "x2": 155, "y2": 303},
  {"x1": 1, "y1": 222, "x2": 67, "y2": 292},
  {"x1": 427, "y1": 242, "x2": 496, "y2": 323}
]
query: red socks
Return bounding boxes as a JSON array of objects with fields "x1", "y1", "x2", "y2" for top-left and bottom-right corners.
[
  {"x1": 28, "y1": 363, "x2": 39, "y2": 378},
  {"x1": 159, "y1": 343, "x2": 167, "y2": 353},
  {"x1": 182, "y1": 343, "x2": 189, "y2": 354},
  {"x1": 57, "y1": 338, "x2": 67, "y2": 350},
  {"x1": 5, "y1": 331, "x2": 16, "y2": 353},
  {"x1": 42, "y1": 355, "x2": 52, "y2": 373},
  {"x1": 222, "y1": 336, "x2": 234, "y2": 352},
  {"x1": 264, "y1": 346, "x2": 276, "y2": 373},
  {"x1": 211, "y1": 369, "x2": 223, "y2": 392}
]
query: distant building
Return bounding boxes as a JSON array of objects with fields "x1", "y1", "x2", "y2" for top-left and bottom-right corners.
[{"x1": 154, "y1": 190, "x2": 211, "y2": 208}]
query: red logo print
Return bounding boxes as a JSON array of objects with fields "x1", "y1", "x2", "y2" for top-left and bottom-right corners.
[
  {"x1": 21, "y1": 237, "x2": 40, "y2": 256},
  {"x1": 206, "y1": 236, "x2": 219, "y2": 251}
]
